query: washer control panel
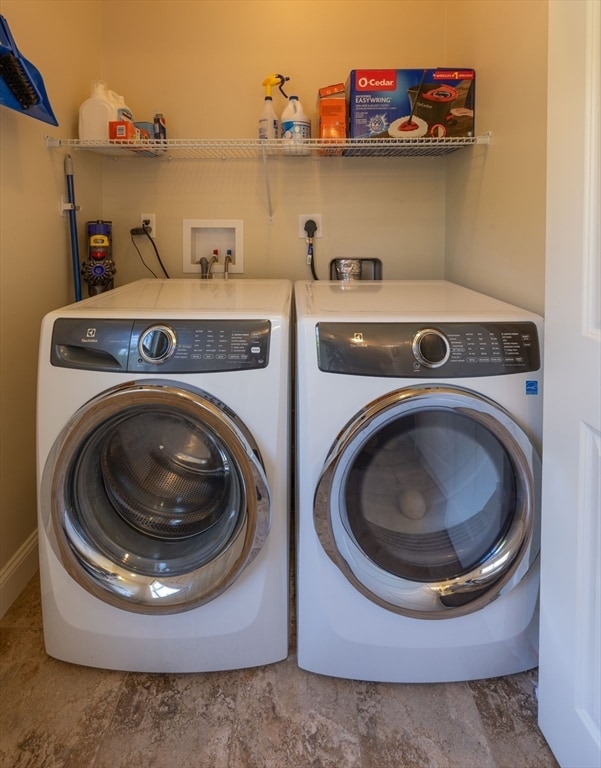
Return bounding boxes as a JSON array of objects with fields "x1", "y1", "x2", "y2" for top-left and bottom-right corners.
[
  {"x1": 51, "y1": 318, "x2": 270, "y2": 372},
  {"x1": 316, "y1": 322, "x2": 541, "y2": 377}
]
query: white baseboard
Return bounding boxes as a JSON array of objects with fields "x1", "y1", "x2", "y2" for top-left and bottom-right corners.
[{"x1": 0, "y1": 531, "x2": 38, "y2": 618}]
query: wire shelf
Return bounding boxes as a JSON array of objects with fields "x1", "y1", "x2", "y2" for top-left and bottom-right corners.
[{"x1": 45, "y1": 134, "x2": 491, "y2": 159}]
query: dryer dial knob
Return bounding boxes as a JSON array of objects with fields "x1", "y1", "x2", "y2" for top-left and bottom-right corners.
[
  {"x1": 139, "y1": 325, "x2": 177, "y2": 363},
  {"x1": 412, "y1": 328, "x2": 450, "y2": 368}
]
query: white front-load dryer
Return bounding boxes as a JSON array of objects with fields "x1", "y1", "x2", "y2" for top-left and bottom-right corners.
[
  {"x1": 295, "y1": 280, "x2": 543, "y2": 682},
  {"x1": 37, "y1": 279, "x2": 291, "y2": 672}
]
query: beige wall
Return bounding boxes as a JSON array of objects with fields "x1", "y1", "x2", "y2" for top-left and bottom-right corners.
[
  {"x1": 0, "y1": 0, "x2": 549, "y2": 612},
  {"x1": 98, "y1": 0, "x2": 547, "y2": 299},
  {"x1": 101, "y1": 0, "x2": 449, "y2": 286},
  {"x1": 0, "y1": 0, "x2": 103, "y2": 611},
  {"x1": 445, "y1": 0, "x2": 548, "y2": 311}
]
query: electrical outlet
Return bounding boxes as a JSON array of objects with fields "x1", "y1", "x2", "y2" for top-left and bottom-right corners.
[
  {"x1": 298, "y1": 214, "x2": 323, "y2": 238},
  {"x1": 140, "y1": 213, "x2": 156, "y2": 238}
]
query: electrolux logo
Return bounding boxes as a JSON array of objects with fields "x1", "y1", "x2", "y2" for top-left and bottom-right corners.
[
  {"x1": 81, "y1": 327, "x2": 98, "y2": 343},
  {"x1": 356, "y1": 70, "x2": 397, "y2": 91}
]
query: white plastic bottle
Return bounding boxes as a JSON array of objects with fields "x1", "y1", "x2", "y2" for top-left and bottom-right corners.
[
  {"x1": 78, "y1": 80, "x2": 118, "y2": 141},
  {"x1": 259, "y1": 96, "x2": 279, "y2": 140},
  {"x1": 109, "y1": 91, "x2": 134, "y2": 123},
  {"x1": 281, "y1": 95, "x2": 311, "y2": 155}
]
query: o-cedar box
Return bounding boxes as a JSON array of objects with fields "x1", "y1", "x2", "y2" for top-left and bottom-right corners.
[{"x1": 346, "y1": 69, "x2": 475, "y2": 139}]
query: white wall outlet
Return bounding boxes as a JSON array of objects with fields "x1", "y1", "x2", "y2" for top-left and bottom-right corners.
[
  {"x1": 182, "y1": 219, "x2": 244, "y2": 275},
  {"x1": 298, "y1": 214, "x2": 323, "y2": 238},
  {"x1": 140, "y1": 213, "x2": 156, "y2": 238}
]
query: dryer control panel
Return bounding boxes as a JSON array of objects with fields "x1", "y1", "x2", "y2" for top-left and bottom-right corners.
[
  {"x1": 316, "y1": 322, "x2": 540, "y2": 377},
  {"x1": 50, "y1": 318, "x2": 270, "y2": 372}
]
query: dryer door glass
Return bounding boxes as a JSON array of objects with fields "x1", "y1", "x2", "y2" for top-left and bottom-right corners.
[
  {"x1": 314, "y1": 385, "x2": 540, "y2": 618},
  {"x1": 344, "y1": 409, "x2": 516, "y2": 582},
  {"x1": 43, "y1": 382, "x2": 270, "y2": 614}
]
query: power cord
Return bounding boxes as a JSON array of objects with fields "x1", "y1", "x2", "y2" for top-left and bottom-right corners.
[
  {"x1": 130, "y1": 232, "x2": 158, "y2": 278},
  {"x1": 304, "y1": 219, "x2": 318, "y2": 281},
  {"x1": 130, "y1": 224, "x2": 170, "y2": 278}
]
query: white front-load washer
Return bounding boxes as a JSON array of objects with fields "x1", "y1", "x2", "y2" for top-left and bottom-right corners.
[
  {"x1": 295, "y1": 280, "x2": 543, "y2": 682},
  {"x1": 37, "y1": 278, "x2": 291, "y2": 672}
]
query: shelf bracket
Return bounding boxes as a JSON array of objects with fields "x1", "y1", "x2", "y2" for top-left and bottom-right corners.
[{"x1": 60, "y1": 195, "x2": 80, "y2": 217}]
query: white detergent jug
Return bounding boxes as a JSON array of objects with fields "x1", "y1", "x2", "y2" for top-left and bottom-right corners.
[
  {"x1": 78, "y1": 80, "x2": 118, "y2": 141},
  {"x1": 281, "y1": 96, "x2": 311, "y2": 155}
]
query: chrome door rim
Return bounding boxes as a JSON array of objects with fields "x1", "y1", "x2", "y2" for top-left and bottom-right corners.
[
  {"x1": 41, "y1": 381, "x2": 270, "y2": 614},
  {"x1": 314, "y1": 385, "x2": 540, "y2": 619}
]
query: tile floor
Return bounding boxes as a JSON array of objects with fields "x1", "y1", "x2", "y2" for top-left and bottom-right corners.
[{"x1": 1, "y1": 574, "x2": 559, "y2": 768}]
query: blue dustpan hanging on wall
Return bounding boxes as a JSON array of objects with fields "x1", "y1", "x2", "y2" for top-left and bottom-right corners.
[{"x1": 0, "y1": 14, "x2": 58, "y2": 126}]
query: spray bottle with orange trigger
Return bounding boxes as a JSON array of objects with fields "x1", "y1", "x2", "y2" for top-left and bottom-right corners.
[{"x1": 259, "y1": 73, "x2": 289, "y2": 140}]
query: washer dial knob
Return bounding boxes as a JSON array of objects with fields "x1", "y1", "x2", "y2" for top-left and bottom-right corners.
[
  {"x1": 412, "y1": 328, "x2": 450, "y2": 368},
  {"x1": 139, "y1": 325, "x2": 177, "y2": 363}
]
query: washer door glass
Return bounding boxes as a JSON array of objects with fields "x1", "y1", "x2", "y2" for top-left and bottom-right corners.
[
  {"x1": 42, "y1": 382, "x2": 270, "y2": 614},
  {"x1": 314, "y1": 385, "x2": 540, "y2": 618}
]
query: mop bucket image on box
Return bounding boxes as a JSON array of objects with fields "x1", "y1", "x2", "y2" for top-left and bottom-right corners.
[{"x1": 407, "y1": 78, "x2": 473, "y2": 137}]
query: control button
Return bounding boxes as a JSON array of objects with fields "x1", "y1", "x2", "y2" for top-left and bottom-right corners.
[
  {"x1": 412, "y1": 328, "x2": 450, "y2": 368},
  {"x1": 138, "y1": 325, "x2": 177, "y2": 363}
]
